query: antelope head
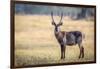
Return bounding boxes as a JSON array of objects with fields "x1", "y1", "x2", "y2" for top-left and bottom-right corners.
[{"x1": 51, "y1": 12, "x2": 63, "y2": 32}]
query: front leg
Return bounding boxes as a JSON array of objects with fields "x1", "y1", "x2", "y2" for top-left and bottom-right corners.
[
  {"x1": 61, "y1": 46, "x2": 63, "y2": 59},
  {"x1": 63, "y1": 46, "x2": 66, "y2": 59},
  {"x1": 63, "y1": 34, "x2": 66, "y2": 59},
  {"x1": 61, "y1": 44, "x2": 65, "y2": 59}
]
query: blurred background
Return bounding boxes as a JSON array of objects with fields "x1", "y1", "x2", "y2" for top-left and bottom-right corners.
[{"x1": 15, "y1": 4, "x2": 95, "y2": 20}]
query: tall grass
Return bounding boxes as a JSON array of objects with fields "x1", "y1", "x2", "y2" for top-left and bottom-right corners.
[{"x1": 15, "y1": 15, "x2": 95, "y2": 67}]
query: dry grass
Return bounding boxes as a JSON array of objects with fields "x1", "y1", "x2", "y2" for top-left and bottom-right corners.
[{"x1": 15, "y1": 14, "x2": 95, "y2": 67}]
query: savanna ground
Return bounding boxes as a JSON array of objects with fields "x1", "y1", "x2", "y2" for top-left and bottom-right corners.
[{"x1": 15, "y1": 14, "x2": 95, "y2": 67}]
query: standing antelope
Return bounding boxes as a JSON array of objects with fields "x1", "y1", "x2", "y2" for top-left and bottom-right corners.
[{"x1": 51, "y1": 12, "x2": 84, "y2": 59}]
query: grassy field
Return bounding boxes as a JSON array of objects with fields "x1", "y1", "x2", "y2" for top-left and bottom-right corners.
[{"x1": 15, "y1": 14, "x2": 95, "y2": 67}]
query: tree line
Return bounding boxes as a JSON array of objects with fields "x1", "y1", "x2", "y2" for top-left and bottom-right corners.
[{"x1": 15, "y1": 4, "x2": 95, "y2": 20}]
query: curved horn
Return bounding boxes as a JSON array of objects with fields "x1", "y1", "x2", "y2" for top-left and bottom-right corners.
[
  {"x1": 51, "y1": 12, "x2": 55, "y2": 22},
  {"x1": 59, "y1": 12, "x2": 63, "y2": 23},
  {"x1": 58, "y1": 12, "x2": 63, "y2": 26},
  {"x1": 51, "y1": 12, "x2": 56, "y2": 25}
]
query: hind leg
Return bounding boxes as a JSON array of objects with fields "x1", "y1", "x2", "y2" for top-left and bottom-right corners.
[
  {"x1": 82, "y1": 47, "x2": 84, "y2": 58},
  {"x1": 78, "y1": 43, "x2": 84, "y2": 58},
  {"x1": 77, "y1": 36, "x2": 84, "y2": 59}
]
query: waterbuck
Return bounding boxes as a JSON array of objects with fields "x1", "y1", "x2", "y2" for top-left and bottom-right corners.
[{"x1": 51, "y1": 12, "x2": 84, "y2": 59}]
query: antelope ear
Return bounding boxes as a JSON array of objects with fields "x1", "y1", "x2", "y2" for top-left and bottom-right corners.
[{"x1": 52, "y1": 21, "x2": 56, "y2": 25}]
